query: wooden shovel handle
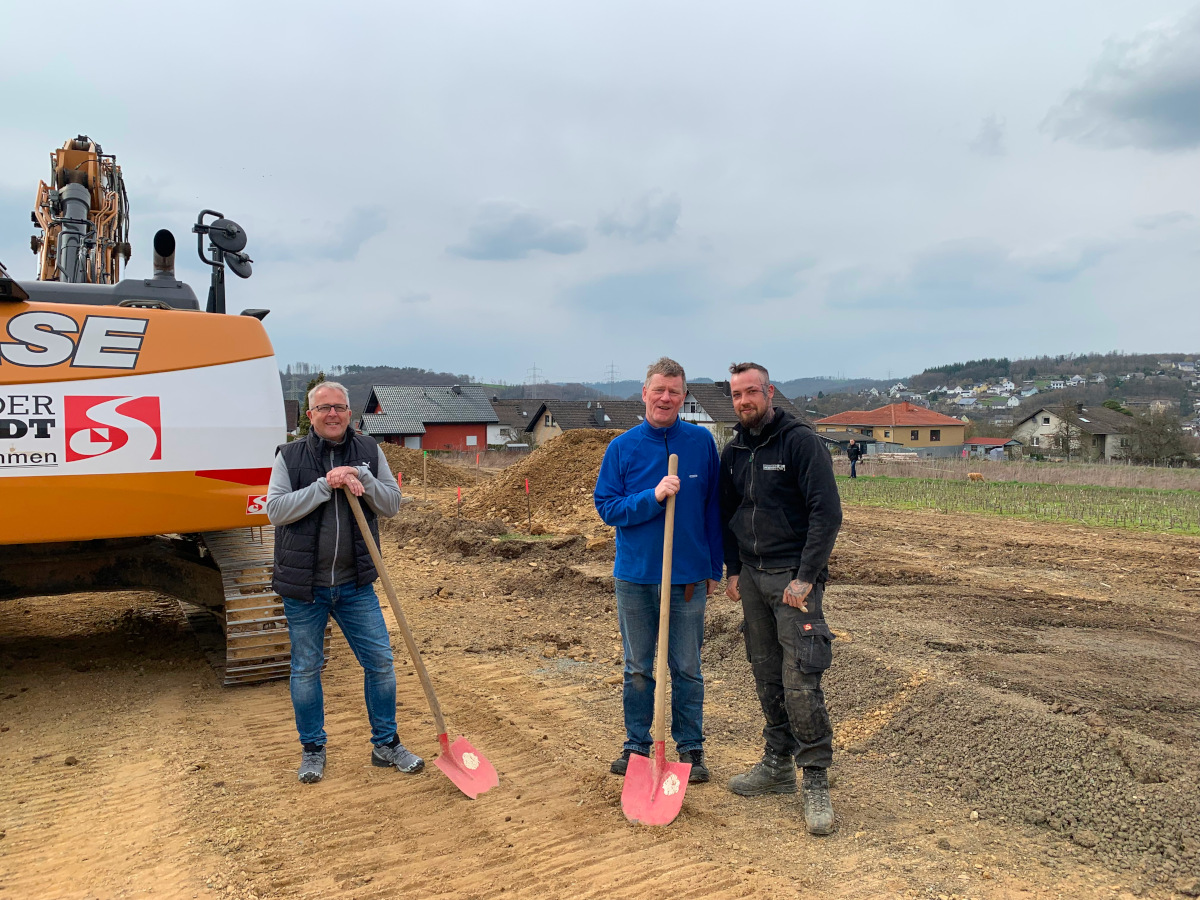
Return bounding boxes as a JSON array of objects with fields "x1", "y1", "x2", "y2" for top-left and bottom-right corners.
[
  {"x1": 652, "y1": 454, "x2": 678, "y2": 746},
  {"x1": 343, "y1": 487, "x2": 447, "y2": 736}
]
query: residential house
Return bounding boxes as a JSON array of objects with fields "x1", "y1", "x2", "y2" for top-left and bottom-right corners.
[
  {"x1": 1011, "y1": 404, "x2": 1133, "y2": 461},
  {"x1": 1067, "y1": 374, "x2": 1086, "y2": 386},
  {"x1": 1006, "y1": 395, "x2": 1022, "y2": 407},
  {"x1": 1178, "y1": 361, "x2": 1196, "y2": 375},
  {"x1": 963, "y1": 437, "x2": 1023, "y2": 459},
  {"x1": 525, "y1": 399, "x2": 644, "y2": 445},
  {"x1": 814, "y1": 402, "x2": 968, "y2": 455},
  {"x1": 1049, "y1": 380, "x2": 1065, "y2": 390},
  {"x1": 1089, "y1": 373, "x2": 1107, "y2": 384},
  {"x1": 488, "y1": 398, "x2": 542, "y2": 447},
  {"x1": 1020, "y1": 387, "x2": 1039, "y2": 398},
  {"x1": 680, "y1": 381, "x2": 806, "y2": 446},
  {"x1": 360, "y1": 384, "x2": 498, "y2": 451}
]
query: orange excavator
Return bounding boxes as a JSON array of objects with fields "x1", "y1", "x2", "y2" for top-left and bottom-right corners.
[{"x1": 0, "y1": 136, "x2": 314, "y2": 684}]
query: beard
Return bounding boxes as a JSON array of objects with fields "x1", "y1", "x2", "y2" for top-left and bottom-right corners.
[{"x1": 737, "y1": 404, "x2": 769, "y2": 430}]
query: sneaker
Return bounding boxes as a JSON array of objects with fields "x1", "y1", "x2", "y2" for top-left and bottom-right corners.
[
  {"x1": 802, "y1": 767, "x2": 835, "y2": 835},
  {"x1": 728, "y1": 751, "x2": 797, "y2": 796},
  {"x1": 298, "y1": 746, "x2": 326, "y2": 784},
  {"x1": 372, "y1": 741, "x2": 425, "y2": 774},
  {"x1": 610, "y1": 748, "x2": 648, "y2": 776},
  {"x1": 679, "y1": 749, "x2": 710, "y2": 784}
]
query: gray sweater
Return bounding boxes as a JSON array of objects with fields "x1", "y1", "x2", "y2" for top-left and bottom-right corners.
[{"x1": 265, "y1": 440, "x2": 401, "y2": 587}]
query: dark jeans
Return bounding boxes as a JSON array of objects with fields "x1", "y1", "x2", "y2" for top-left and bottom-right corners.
[
  {"x1": 282, "y1": 581, "x2": 398, "y2": 748},
  {"x1": 615, "y1": 579, "x2": 707, "y2": 754},
  {"x1": 849, "y1": 458, "x2": 858, "y2": 478},
  {"x1": 739, "y1": 566, "x2": 834, "y2": 769}
]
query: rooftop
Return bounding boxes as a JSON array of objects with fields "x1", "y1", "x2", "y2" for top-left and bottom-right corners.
[
  {"x1": 361, "y1": 384, "x2": 498, "y2": 437},
  {"x1": 815, "y1": 401, "x2": 966, "y2": 428}
]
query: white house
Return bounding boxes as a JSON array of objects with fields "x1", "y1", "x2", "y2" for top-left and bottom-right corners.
[
  {"x1": 1049, "y1": 380, "x2": 1065, "y2": 390},
  {"x1": 1012, "y1": 404, "x2": 1134, "y2": 461}
]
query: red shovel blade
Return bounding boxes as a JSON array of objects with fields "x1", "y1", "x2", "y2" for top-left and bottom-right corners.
[
  {"x1": 621, "y1": 742, "x2": 691, "y2": 826},
  {"x1": 433, "y1": 733, "x2": 499, "y2": 799}
]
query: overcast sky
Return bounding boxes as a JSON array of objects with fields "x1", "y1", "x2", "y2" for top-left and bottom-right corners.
[{"x1": 2, "y1": 1, "x2": 1197, "y2": 384}]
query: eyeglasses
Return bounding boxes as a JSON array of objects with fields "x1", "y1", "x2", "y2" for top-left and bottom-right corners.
[{"x1": 311, "y1": 404, "x2": 350, "y2": 414}]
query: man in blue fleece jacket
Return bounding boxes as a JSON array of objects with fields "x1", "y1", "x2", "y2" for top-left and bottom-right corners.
[{"x1": 594, "y1": 357, "x2": 724, "y2": 783}]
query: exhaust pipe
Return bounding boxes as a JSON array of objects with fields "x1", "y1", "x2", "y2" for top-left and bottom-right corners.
[{"x1": 152, "y1": 229, "x2": 176, "y2": 279}]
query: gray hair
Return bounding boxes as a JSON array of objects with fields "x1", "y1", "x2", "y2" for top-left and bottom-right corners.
[
  {"x1": 644, "y1": 356, "x2": 687, "y2": 389},
  {"x1": 308, "y1": 380, "x2": 350, "y2": 408}
]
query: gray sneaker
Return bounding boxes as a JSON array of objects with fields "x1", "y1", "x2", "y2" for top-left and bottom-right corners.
[
  {"x1": 802, "y1": 767, "x2": 835, "y2": 835},
  {"x1": 298, "y1": 746, "x2": 326, "y2": 784},
  {"x1": 372, "y1": 742, "x2": 425, "y2": 774},
  {"x1": 728, "y1": 751, "x2": 797, "y2": 796}
]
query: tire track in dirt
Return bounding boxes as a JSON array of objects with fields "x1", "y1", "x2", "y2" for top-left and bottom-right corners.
[{"x1": 177, "y1": 634, "x2": 787, "y2": 900}]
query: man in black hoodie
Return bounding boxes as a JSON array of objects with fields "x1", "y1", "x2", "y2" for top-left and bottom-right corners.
[{"x1": 719, "y1": 362, "x2": 843, "y2": 835}]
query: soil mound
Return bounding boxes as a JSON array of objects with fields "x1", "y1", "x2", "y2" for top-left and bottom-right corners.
[
  {"x1": 460, "y1": 430, "x2": 621, "y2": 535},
  {"x1": 380, "y1": 444, "x2": 474, "y2": 487}
]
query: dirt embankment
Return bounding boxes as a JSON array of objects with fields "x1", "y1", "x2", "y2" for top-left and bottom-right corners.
[
  {"x1": 379, "y1": 444, "x2": 478, "y2": 488},
  {"x1": 458, "y1": 430, "x2": 620, "y2": 537}
]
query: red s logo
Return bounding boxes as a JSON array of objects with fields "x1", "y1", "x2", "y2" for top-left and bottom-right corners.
[{"x1": 64, "y1": 396, "x2": 162, "y2": 462}]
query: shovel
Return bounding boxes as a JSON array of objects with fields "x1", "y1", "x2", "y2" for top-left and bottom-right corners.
[
  {"x1": 343, "y1": 487, "x2": 499, "y2": 799},
  {"x1": 621, "y1": 453, "x2": 692, "y2": 825}
]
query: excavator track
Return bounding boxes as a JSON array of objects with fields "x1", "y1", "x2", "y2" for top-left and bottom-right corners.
[{"x1": 200, "y1": 526, "x2": 330, "y2": 686}]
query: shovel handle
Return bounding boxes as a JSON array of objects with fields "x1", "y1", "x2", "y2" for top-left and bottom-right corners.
[
  {"x1": 652, "y1": 454, "x2": 678, "y2": 747},
  {"x1": 343, "y1": 487, "x2": 447, "y2": 737}
]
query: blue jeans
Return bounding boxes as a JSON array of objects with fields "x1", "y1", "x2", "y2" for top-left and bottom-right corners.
[
  {"x1": 282, "y1": 581, "x2": 397, "y2": 748},
  {"x1": 615, "y1": 579, "x2": 707, "y2": 754}
]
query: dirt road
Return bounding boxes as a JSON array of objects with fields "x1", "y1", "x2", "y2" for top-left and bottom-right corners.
[{"x1": 2, "y1": 497, "x2": 1199, "y2": 899}]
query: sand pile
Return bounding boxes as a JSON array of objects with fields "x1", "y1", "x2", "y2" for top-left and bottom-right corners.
[
  {"x1": 380, "y1": 445, "x2": 475, "y2": 488},
  {"x1": 460, "y1": 430, "x2": 620, "y2": 535}
]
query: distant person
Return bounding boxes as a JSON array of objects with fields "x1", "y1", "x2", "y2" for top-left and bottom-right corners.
[
  {"x1": 594, "y1": 357, "x2": 724, "y2": 784},
  {"x1": 846, "y1": 439, "x2": 862, "y2": 478},
  {"x1": 266, "y1": 381, "x2": 421, "y2": 784},
  {"x1": 719, "y1": 362, "x2": 843, "y2": 835}
]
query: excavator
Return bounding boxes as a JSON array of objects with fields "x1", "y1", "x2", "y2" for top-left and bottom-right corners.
[{"x1": 0, "y1": 136, "x2": 316, "y2": 684}]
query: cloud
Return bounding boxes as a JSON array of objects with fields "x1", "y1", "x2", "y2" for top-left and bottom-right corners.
[
  {"x1": 969, "y1": 115, "x2": 1006, "y2": 157},
  {"x1": 827, "y1": 237, "x2": 1110, "y2": 309},
  {"x1": 566, "y1": 268, "x2": 710, "y2": 315},
  {"x1": 1043, "y1": 7, "x2": 1200, "y2": 151},
  {"x1": 448, "y1": 201, "x2": 587, "y2": 260},
  {"x1": 745, "y1": 259, "x2": 815, "y2": 300},
  {"x1": 597, "y1": 190, "x2": 681, "y2": 243},
  {"x1": 1135, "y1": 210, "x2": 1197, "y2": 230},
  {"x1": 261, "y1": 206, "x2": 388, "y2": 262},
  {"x1": 396, "y1": 290, "x2": 431, "y2": 304}
]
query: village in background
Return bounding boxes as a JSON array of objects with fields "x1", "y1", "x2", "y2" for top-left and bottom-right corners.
[{"x1": 280, "y1": 350, "x2": 1200, "y2": 467}]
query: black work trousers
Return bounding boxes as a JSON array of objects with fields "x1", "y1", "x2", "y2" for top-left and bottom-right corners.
[{"x1": 740, "y1": 566, "x2": 834, "y2": 770}]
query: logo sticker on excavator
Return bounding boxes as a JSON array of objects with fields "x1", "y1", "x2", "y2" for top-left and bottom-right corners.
[{"x1": 63, "y1": 396, "x2": 161, "y2": 462}]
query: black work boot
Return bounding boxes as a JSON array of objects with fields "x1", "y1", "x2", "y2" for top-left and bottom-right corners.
[
  {"x1": 610, "y1": 748, "x2": 648, "y2": 776},
  {"x1": 801, "y1": 767, "x2": 834, "y2": 835},
  {"x1": 728, "y1": 751, "x2": 797, "y2": 796},
  {"x1": 679, "y1": 749, "x2": 710, "y2": 784}
]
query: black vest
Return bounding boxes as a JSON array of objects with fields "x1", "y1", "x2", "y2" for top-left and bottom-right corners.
[{"x1": 272, "y1": 429, "x2": 381, "y2": 602}]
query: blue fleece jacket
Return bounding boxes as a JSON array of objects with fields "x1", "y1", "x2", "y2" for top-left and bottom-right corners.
[{"x1": 594, "y1": 418, "x2": 724, "y2": 585}]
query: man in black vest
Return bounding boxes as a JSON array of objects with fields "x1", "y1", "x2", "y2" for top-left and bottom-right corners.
[{"x1": 267, "y1": 381, "x2": 417, "y2": 784}]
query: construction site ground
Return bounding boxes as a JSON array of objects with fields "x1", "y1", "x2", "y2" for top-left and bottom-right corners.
[{"x1": 3, "y1": 460, "x2": 1200, "y2": 899}]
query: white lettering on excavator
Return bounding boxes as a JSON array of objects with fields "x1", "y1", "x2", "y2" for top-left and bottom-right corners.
[{"x1": 0, "y1": 313, "x2": 147, "y2": 369}]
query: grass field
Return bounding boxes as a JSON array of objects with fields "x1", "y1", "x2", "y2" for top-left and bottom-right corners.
[{"x1": 838, "y1": 475, "x2": 1200, "y2": 534}]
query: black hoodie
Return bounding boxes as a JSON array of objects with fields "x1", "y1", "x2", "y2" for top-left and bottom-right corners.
[{"x1": 719, "y1": 409, "x2": 843, "y2": 584}]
